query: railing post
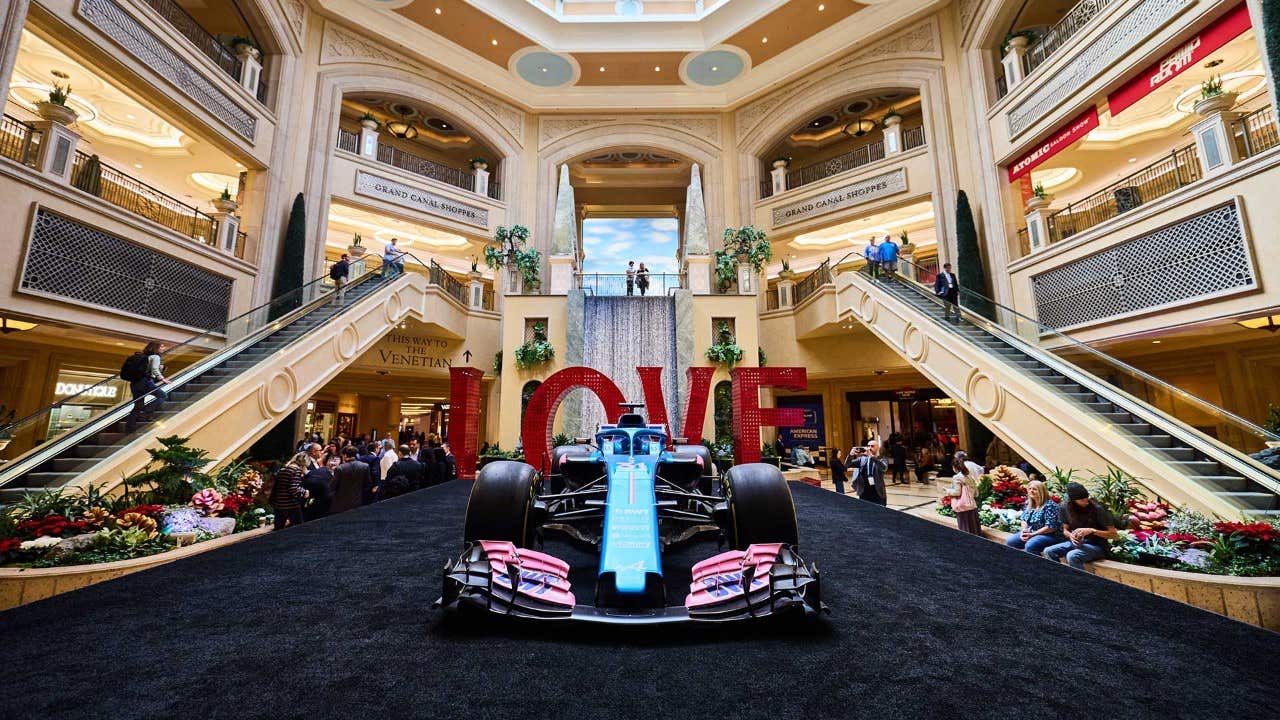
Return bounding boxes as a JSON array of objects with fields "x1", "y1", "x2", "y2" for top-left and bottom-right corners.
[
  {"x1": 235, "y1": 46, "x2": 263, "y2": 98},
  {"x1": 31, "y1": 119, "x2": 80, "y2": 183},
  {"x1": 770, "y1": 161, "x2": 788, "y2": 196},
  {"x1": 883, "y1": 115, "x2": 903, "y2": 155},
  {"x1": 1001, "y1": 35, "x2": 1031, "y2": 90},
  {"x1": 1189, "y1": 106, "x2": 1243, "y2": 177}
]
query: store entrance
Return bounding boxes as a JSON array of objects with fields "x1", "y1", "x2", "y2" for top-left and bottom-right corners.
[{"x1": 847, "y1": 388, "x2": 959, "y2": 481}]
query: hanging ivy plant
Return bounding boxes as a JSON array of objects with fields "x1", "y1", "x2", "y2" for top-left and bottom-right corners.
[
  {"x1": 758, "y1": 347, "x2": 767, "y2": 367},
  {"x1": 713, "y1": 225, "x2": 771, "y2": 292},
  {"x1": 705, "y1": 322, "x2": 744, "y2": 369},
  {"x1": 514, "y1": 323, "x2": 555, "y2": 369},
  {"x1": 492, "y1": 350, "x2": 503, "y2": 376},
  {"x1": 483, "y1": 225, "x2": 541, "y2": 290}
]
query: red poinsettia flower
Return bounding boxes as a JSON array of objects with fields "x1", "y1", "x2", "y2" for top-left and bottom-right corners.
[
  {"x1": 0, "y1": 537, "x2": 22, "y2": 554},
  {"x1": 117, "y1": 504, "x2": 165, "y2": 518}
]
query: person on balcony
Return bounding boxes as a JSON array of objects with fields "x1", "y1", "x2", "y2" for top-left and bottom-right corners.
[
  {"x1": 878, "y1": 234, "x2": 899, "y2": 279},
  {"x1": 636, "y1": 262, "x2": 650, "y2": 296},
  {"x1": 1005, "y1": 480, "x2": 1064, "y2": 555},
  {"x1": 862, "y1": 237, "x2": 881, "y2": 279},
  {"x1": 383, "y1": 238, "x2": 406, "y2": 278},
  {"x1": 1043, "y1": 482, "x2": 1120, "y2": 570},
  {"x1": 625, "y1": 261, "x2": 636, "y2": 296},
  {"x1": 934, "y1": 262, "x2": 960, "y2": 322}
]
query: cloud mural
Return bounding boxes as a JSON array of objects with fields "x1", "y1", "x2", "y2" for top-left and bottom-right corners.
[{"x1": 582, "y1": 218, "x2": 679, "y2": 275}]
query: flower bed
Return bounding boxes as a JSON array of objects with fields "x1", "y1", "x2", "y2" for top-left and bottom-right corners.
[
  {"x1": 0, "y1": 437, "x2": 273, "y2": 579},
  {"x1": 934, "y1": 466, "x2": 1280, "y2": 577}
]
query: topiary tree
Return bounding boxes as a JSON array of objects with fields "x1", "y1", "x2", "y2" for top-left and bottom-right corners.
[
  {"x1": 955, "y1": 190, "x2": 995, "y2": 320},
  {"x1": 1263, "y1": 1, "x2": 1280, "y2": 104},
  {"x1": 270, "y1": 193, "x2": 307, "y2": 319}
]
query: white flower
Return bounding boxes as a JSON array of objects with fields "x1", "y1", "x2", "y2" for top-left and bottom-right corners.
[{"x1": 20, "y1": 536, "x2": 62, "y2": 550}]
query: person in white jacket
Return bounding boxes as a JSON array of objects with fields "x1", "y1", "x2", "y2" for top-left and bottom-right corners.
[{"x1": 378, "y1": 438, "x2": 398, "y2": 484}]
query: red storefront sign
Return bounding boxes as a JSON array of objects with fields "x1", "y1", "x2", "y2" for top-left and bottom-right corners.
[
  {"x1": 1006, "y1": 107, "x2": 1100, "y2": 183},
  {"x1": 1107, "y1": 3, "x2": 1252, "y2": 116}
]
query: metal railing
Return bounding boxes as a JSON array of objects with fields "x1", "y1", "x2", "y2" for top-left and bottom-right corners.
[
  {"x1": 765, "y1": 286, "x2": 780, "y2": 310},
  {"x1": 256, "y1": 74, "x2": 269, "y2": 106},
  {"x1": 1236, "y1": 105, "x2": 1279, "y2": 159},
  {"x1": 1017, "y1": 227, "x2": 1030, "y2": 257},
  {"x1": 759, "y1": 132, "x2": 926, "y2": 199},
  {"x1": 232, "y1": 230, "x2": 248, "y2": 259},
  {"x1": 994, "y1": 0, "x2": 1118, "y2": 100},
  {"x1": 576, "y1": 272, "x2": 684, "y2": 296},
  {"x1": 138, "y1": 0, "x2": 268, "y2": 107},
  {"x1": 377, "y1": 143, "x2": 478, "y2": 195},
  {"x1": 792, "y1": 259, "x2": 832, "y2": 306},
  {"x1": 1043, "y1": 144, "x2": 1201, "y2": 245},
  {"x1": 903, "y1": 125, "x2": 926, "y2": 151},
  {"x1": 0, "y1": 114, "x2": 41, "y2": 167},
  {"x1": 483, "y1": 287, "x2": 495, "y2": 310},
  {"x1": 71, "y1": 150, "x2": 219, "y2": 247},
  {"x1": 336, "y1": 127, "x2": 359, "y2": 153},
  {"x1": 429, "y1": 259, "x2": 467, "y2": 306}
]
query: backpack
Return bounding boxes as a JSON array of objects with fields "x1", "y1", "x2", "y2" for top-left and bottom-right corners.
[
  {"x1": 120, "y1": 352, "x2": 148, "y2": 382},
  {"x1": 329, "y1": 261, "x2": 345, "y2": 280}
]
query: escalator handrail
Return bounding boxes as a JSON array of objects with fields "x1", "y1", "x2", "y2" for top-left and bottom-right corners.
[
  {"x1": 0, "y1": 260, "x2": 392, "y2": 488},
  {"x1": 845, "y1": 261, "x2": 1280, "y2": 500},
  {"x1": 888, "y1": 256, "x2": 1279, "y2": 446}
]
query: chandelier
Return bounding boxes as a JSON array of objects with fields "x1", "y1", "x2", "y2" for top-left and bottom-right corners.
[
  {"x1": 385, "y1": 111, "x2": 417, "y2": 140},
  {"x1": 844, "y1": 117, "x2": 875, "y2": 137}
]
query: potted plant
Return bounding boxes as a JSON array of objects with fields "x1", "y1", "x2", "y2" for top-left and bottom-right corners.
[
  {"x1": 1194, "y1": 75, "x2": 1237, "y2": 115},
  {"x1": 898, "y1": 230, "x2": 915, "y2": 254},
  {"x1": 778, "y1": 258, "x2": 794, "y2": 281},
  {"x1": 1026, "y1": 182, "x2": 1053, "y2": 211},
  {"x1": 347, "y1": 233, "x2": 365, "y2": 258},
  {"x1": 705, "y1": 322, "x2": 745, "y2": 369},
  {"x1": 359, "y1": 112, "x2": 379, "y2": 131},
  {"x1": 470, "y1": 157, "x2": 489, "y2": 171},
  {"x1": 881, "y1": 109, "x2": 903, "y2": 128},
  {"x1": 37, "y1": 82, "x2": 77, "y2": 125},
  {"x1": 484, "y1": 225, "x2": 540, "y2": 293},
  {"x1": 1001, "y1": 30, "x2": 1037, "y2": 55},
  {"x1": 212, "y1": 187, "x2": 238, "y2": 213},
  {"x1": 771, "y1": 155, "x2": 790, "y2": 170},
  {"x1": 228, "y1": 36, "x2": 260, "y2": 61},
  {"x1": 513, "y1": 323, "x2": 554, "y2": 369}
]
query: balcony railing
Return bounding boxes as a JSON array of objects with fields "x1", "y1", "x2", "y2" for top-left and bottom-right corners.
[
  {"x1": 1044, "y1": 143, "x2": 1202, "y2": 245},
  {"x1": 576, "y1": 272, "x2": 684, "y2": 296},
  {"x1": 792, "y1": 260, "x2": 832, "y2": 305},
  {"x1": 138, "y1": 0, "x2": 267, "y2": 107},
  {"x1": 70, "y1": 150, "x2": 229, "y2": 252},
  {"x1": 762, "y1": 138, "x2": 904, "y2": 199},
  {"x1": 994, "y1": 0, "x2": 1118, "y2": 100},
  {"x1": 903, "y1": 125, "x2": 926, "y2": 151},
  {"x1": 1236, "y1": 105, "x2": 1279, "y2": 159},
  {"x1": 429, "y1": 259, "x2": 467, "y2": 306},
  {"x1": 0, "y1": 114, "x2": 41, "y2": 167},
  {"x1": 333, "y1": 129, "x2": 501, "y2": 200},
  {"x1": 765, "y1": 286, "x2": 780, "y2": 310}
]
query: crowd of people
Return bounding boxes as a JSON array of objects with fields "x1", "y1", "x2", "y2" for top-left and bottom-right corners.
[{"x1": 269, "y1": 431, "x2": 456, "y2": 530}]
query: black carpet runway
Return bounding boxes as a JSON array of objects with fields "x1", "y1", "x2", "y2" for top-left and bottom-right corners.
[{"x1": 0, "y1": 481, "x2": 1277, "y2": 719}]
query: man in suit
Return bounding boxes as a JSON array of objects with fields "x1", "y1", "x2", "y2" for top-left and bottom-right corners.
[
  {"x1": 441, "y1": 442, "x2": 457, "y2": 481},
  {"x1": 934, "y1": 262, "x2": 960, "y2": 322},
  {"x1": 330, "y1": 446, "x2": 369, "y2": 514},
  {"x1": 848, "y1": 440, "x2": 888, "y2": 505},
  {"x1": 382, "y1": 445, "x2": 424, "y2": 498},
  {"x1": 356, "y1": 442, "x2": 381, "y2": 504}
]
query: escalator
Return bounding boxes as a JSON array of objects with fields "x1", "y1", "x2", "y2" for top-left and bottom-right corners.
[
  {"x1": 0, "y1": 260, "x2": 413, "y2": 500},
  {"x1": 836, "y1": 259, "x2": 1280, "y2": 519}
]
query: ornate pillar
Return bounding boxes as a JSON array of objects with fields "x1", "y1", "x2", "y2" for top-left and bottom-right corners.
[
  {"x1": 770, "y1": 160, "x2": 788, "y2": 196},
  {"x1": 883, "y1": 115, "x2": 903, "y2": 155},
  {"x1": 1190, "y1": 105, "x2": 1243, "y2": 176},
  {"x1": 548, "y1": 163, "x2": 577, "y2": 295},
  {"x1": 0, "y1": 0, "x2": 29, "y2": 107},
  {"x1": 683, "y1": 163, "x2": 712, "y2": 294},
  {"x1": 33, "y1": 120, "x2": 79, "y2": 182},
  {"x1": 1001, "y1": 35, "x2": 1030, "y2": 89},
  {"x1": 236, "y1": 46, "x2": 263, "y2": 98}
]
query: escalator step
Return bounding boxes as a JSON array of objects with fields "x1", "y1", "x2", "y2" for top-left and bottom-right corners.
[
  {"x1": 68, "y1": 444, "x2": 115, "y2": 458},
  {"x1": 1169, "y1": 460, "x2": 1227, "y2": 476},
  {"x1": 1217, "y1": 491, "x2": 1279, "y2": 510},
  {"x1": 1243, "y1": 509, "x2": 1280, "y2": 519},
  {"x1": 23, "y1": 472, "x2": 80, "y2": 488},
  {"x1": 1197, "y1": 475, "x2": 1249, "y2": 493},
  {"x1": 49, "y1": 457, "x2": 96, "y2": 473},
  {"x1": 1136, "y1": 434, "x2": 1176, "y2": 448}
]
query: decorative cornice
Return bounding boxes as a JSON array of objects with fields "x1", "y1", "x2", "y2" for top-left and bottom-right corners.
[
  {"x1": 282, "y1": 0, "x2": 306, "y2": 45},
  {"x1": 539, "y1": 116, "x2": 721, "y2": 148},
  {"x1": 321, "y1": 23, "x2": 402, "y2": 64}
]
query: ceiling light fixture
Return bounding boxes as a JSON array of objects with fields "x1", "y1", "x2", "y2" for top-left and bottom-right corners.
[
  {"x1": 491, "y1": 39, "x2": 498, "y2": 46},
  {"x1": 133, "y1": 163, "x2": 143, "y2": 169},
  {"x1": 844, "y1": 117, "x2": 875, "y2": 137},
  {"x1": 654, "y1": 66, "x2": 661, "y2": 72},
  {"x1": 599, "y1": 66, "x2": 605, "y2": 72},
  {"x1": 434, "y1": 7, "x2": 441, "y2": 14},
  {"x1": 1236, "y1": 314, "x2": 1280, "y2": 333},
  {"x1": 711, "y1": 66, "x2": 718, "y2": 71},
  {"x1": 385, "y1": 110, "x2": 418, "y2": 140},
  {"x1": 1128, "y1": 157, "x2": 1137, "y2": 163},
  {"x1": 540, "y1": 66, "x2": 547, "y2": 72},
  {"x1": 819, "y1": 3, "x2": 825, "y2": 10},
  {"x1": 762, "y1": 37, "x2": 768, "y2": 43}
]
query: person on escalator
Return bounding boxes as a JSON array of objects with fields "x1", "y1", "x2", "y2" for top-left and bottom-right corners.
[
  {"x1": 330, "y1": 253, "x2": 350, "y2": 302},
  {"x1": 123, "y1": 341, "x2": 170, "y2": 433},
  {"x1": 878, "y1": 234, "x2": 899, "y2": 280},
  {"x1": 382, "y1": 238, "x2": 406, "y2": 278},
  {"x1": 863, "y1": 237, "x2": 881, "y2": 279},
  {"x1": 935, "y1": 262, "x2": 960, "y2": 322}
]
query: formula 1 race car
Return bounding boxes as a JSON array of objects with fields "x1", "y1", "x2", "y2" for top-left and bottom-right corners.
[{"x1": 437, "y1": 406, "x2": 824, "y2": 624}]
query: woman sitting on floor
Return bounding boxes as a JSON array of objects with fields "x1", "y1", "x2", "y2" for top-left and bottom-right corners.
[{"x1": 1004, "y1": 480, "x2": 1064, "y2": 554}]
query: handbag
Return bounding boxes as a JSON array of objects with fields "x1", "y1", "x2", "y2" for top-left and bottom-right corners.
[{"x1": 953, "y1": 482, "x2": 977, "y2": 513}]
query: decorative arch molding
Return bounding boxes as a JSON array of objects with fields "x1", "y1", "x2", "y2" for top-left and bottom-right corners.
[
  {"x1": 734, "y1": 58, "x2": 960, "y2": 264},
  {"x1": 301, "y1": 61, "x2": 526, "y2": 280},
  {"x1": 319, "y1": 22, "x2": 525, "y2": 146},
  {"x1": 535, "y1": 118, "x2": 726, "y2": 262}
]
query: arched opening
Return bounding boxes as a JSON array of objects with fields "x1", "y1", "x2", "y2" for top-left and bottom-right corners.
[
  {"x1": 759, "y1": 88, "x2": 924, "y2": 199},
  {"x1": 521, "y1": 380, "x2": 542, "y2": 418},
  {"x1": 568, "y1": 148, "x2": 694, "y2": 295}
]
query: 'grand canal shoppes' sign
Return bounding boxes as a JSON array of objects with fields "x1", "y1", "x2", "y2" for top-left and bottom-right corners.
[
  {"x1": 771, "y1": 169, "x2": 908, "y2": 227},
  {"x1": 354, "y1": 170, "x2": 489, "y2": 228}
]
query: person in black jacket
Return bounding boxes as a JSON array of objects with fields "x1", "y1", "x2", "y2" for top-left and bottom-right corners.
[
  {"x1": 442, "y1": 442, "x2": 457, "y2": 481},
  {"x1": 890, "y1": 440, "x2": 909, "y2": 485},
  {"x1": 356, "y1": 442, "x2": 381, "y2": 504},
  {"x1": 330, "y1": 446, "x2": 369, "y2": 515},
  {"x1": 934, "y1": 262, "x2": 960, "y2": 322},
  {"x1": 301, "y1": 463, "x2": 334, "y2": 521},
  {"x1": 827, "y1": 448, "x2": 847, "y2": 494},
  {"x1": 383, "y1": 445, "x2": 424, "y2": 498}
]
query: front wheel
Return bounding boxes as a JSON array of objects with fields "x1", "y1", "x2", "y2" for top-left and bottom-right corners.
[
  {"x1": 463, "y1": 460, "x2": 539, "y2": 548},
  {"x1": 722, "y1": 463, "x2": 800, "y2": 550}
]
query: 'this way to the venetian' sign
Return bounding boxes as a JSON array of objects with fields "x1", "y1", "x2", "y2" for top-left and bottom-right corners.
[
  {"x1": 771, "y1": 169, "x2": 907, "y2": 227},
  {"x1": 355, "y1": 170, "x2": 489, "y2": 228}
]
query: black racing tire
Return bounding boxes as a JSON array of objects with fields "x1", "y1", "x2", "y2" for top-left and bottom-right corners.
[
  {"x1": 722, "y1": 463, "x2": 800, "y2": 551},
  {"x1": 463, "y1": 461, "x2": 539, "y2": 548}
]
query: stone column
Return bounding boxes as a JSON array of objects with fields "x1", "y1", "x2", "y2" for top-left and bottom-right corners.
[
  {"x1": 209, "y1": 211, "x2": 241, "y2": 255},
  {"x1": 1001, "y1": 36, "x2": 1030, "y2": 89},
  {"x1": 0, "y1": 0, "x2": 29, "y2": 108},
  {"x1": 777, "y1": 275, "x2": 795, "y2": 308},
  {"x1": 770, "y1": 162, "x2": 787, "y2": 195},
  {"x1": 1190, "y1": 106, "x2": 1243, "y2": 176},
  {"x1": 503, "y1": 260, "x2": 524, "y2": 296},
  {"x1": 899, "y1": 245, "x2": 917, "y2": 281},
  {"x1": 236, "y1": 47, "x2": 263, "y2": 98},
  {"x1": 736, "y1": 258, "x2": 758, "y2": 295},
  {"x1": 32, "y1": 120, "x2": 79, "y2": 182},
  {"x1": 358, "y1": 122, "x2": 379, "y2": 158},
  {"x1": 883, "y1": 115, "x2": 903, "y2": 155},
  {"x1": 548, "y1": 164, "x2": 577, "y2": 294},
  {"x1": 468, "y1": 269, "x2": 485, "y2": 309},
  {"x1": 1024, "y1": 204, "x2": 1054, "y2": 254}
]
